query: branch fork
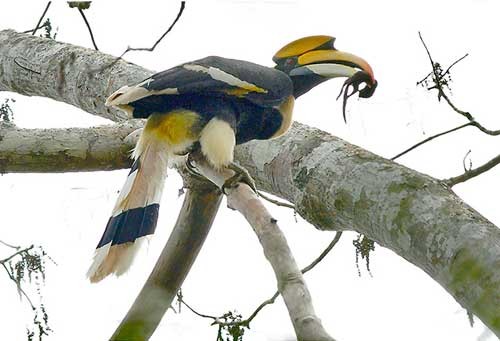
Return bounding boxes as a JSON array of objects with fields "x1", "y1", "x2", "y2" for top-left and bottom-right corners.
[{"x1": 190, "y1": 152, "x2": 336, "y2": 341}]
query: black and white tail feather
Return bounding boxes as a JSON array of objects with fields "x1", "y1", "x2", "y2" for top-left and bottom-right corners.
[{"x1": 87, "y1": 130, "x2": 169, "y2": 282}]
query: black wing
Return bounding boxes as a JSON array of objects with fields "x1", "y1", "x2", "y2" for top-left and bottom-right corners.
[{"x1": 106, "y1": 56, "x2": 293, "y2": 118}]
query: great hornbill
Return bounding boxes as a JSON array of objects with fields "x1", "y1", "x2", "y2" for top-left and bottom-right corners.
[{"x1": 87, "y1": 35, "x2": 377, "y2": 282}]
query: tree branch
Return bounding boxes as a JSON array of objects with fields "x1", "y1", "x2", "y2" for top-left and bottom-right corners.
[
  {"x1": 0, "y1": 244, "x2": 34, "y2": 265},
  {"x1": 87, "y1": 1, "x2": 186, "y2": 74},
  {"x1": 0, "y1": 244, "x2": 53, "y2": 338},
  {"x1": 192, "y1": 152, "x2": 336, "y2": 341},
  {"x1": 22, "y1": 21, "x2": 51, "y2": 35},
  {"x1": 29, "y1": 1, "x2": 52, "y2": 36},
  {"x1": 391, "y1": 122, "x2": 473, "y2": 160},
  {"x1": 444, "y1": 153, "x2": 500, "y2": 187},
  {"x1": 111, "y1": 176, "x2": 222, "y2": 340},
  {"x1": 418, "y1": 32, "x2": 500, "y2": 136},
  {"x1": 441, "y1": 53, "x2": 469, "y2": 81},
  {"x1": 0, "y1": 29, "x2": 152, "y2": 122},
  {"x1": 0, "y1": 121, "x2": 142, "y2": 173},
  {"x1": 77, "y1": 7, "x2": 99, "y2": 50},
  {"x1": 121, "y1": 1, "x2": 185, "y2": 54},
  {"x1": 0, "y1": 239, "x2": 21, "y2": 250}
]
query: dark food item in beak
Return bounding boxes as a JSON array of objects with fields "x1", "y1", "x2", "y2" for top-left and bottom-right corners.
[{"x1": 337, "y1": 71, "x2": 377, "y2": 123}]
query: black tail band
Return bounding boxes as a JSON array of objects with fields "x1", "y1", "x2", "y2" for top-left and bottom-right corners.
[{"x1": 96, "y1": 204, "x2": 160, "y2": 248}]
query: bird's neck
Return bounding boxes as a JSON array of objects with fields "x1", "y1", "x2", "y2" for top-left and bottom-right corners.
[{"x1": 290, "y1": 74, "x2": 326, "y2": 98}]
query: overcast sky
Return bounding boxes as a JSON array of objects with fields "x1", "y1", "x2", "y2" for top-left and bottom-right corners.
[{"x1": 0, "y1": 1, "x2": 499, "y2": 340}]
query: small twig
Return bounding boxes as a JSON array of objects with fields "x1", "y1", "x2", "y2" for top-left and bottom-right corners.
[
  {"x1": 30, "y1": 1, "x2": 52, "y2": 36},
  {"x1": 418, "y1": 32, "x2": 500, "y2": 136},
  {"x1": 244, "y1": 231, "x2": 343, "y2": 325},
  {"x1": 302, "y1": 231, "x2": 342, "y2": 274},
  {"x1": 177, "y1": 294, "x2": 218, "y2": 320},
  {"x1": 77, "y1": 7, "x2": 99, "y2": 50},
  {"x1": 0, "y1": 240, "x2": 20, "y2": 250},
  {"x1": 442, "y1": 94, "x2": 500, "y2": 135},
  {"x1": 391, "y1": 122, "x2": 473, "y2": 160},
  {"x1": 244, "y1": 292, "x2": 279, "y2": 325},
  {"x1": 416, "y1": 54, "x2": 468, "y2": 86},
  {"x1": 418, "y1": 32, "x2": 439, "y2": 84},
  {"x1": 87, "y1": 1, "x2": 185, "y2": 74},
  {"x1": 0, "y1": 245, "x2": 39, "y2": 310},
  {"x1": 416, "y1": 32, "x2": 500, "y2": 183},
  {"x1": 0, "y1": 244, "x2": 34, "y2": 264},
  {"x1": 441, "y1": 53, "x2": 469, "y2": 81},
  {"x1": 444, "y1": 153, "x2": 500, "y2": 187},
  {"x1": 124, "y1": 1, "x2": 185, "y2": 54},
  {"x1": 22, "y1": 21, "x2": 50, "y2": 34},
  {"x1": 258, "y1": 191, "x2": 295, "y2": 209},
  {"x1": 462, "y1": 150, "x2": 472, "y2": 172},
  {"x1": 1, "y1": 263, "x2": 36, "y2": 309},
  {"x1": 179, "y1": 232, "x2": 343, "y2": 329},
  {"x1": 416, "y1": 71, "x2": 433, "y2": 86}
]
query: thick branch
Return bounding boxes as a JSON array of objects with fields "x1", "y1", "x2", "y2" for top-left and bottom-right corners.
[
  {"x1": 0, "y1": 29, "x2": 151, "y2": 122},
  {"x1": 111, "y1": 178, "x2": 222, "y2": 340},
  {"x1": 0, "y1": 121, "x2": 141, "y2": 173},
  {"x1": 1, "y1": 30, "x2": 499, "y2": 336}
]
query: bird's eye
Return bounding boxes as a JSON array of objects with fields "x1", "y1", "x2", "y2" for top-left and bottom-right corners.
[{"x1": 286, "y1": 58, "x2": 295, "y2": 65}]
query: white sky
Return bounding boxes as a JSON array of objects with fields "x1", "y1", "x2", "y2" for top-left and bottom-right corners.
[{"x1": 0, "y1": 1, "x2": 499, "y2": 340}]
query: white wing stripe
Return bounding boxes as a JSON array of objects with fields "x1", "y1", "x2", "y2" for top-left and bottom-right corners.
[{"x1": 183, "y1": 64, "x2": 266, "y2": 93}]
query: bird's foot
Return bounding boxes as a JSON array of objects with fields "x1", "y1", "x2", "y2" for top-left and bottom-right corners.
[
  {"x1": 184, "y1": 153, "x2": 206, "y2": 180},
  {"x1": 222, "y1": 162, "x2": 258, "y2": 195}
]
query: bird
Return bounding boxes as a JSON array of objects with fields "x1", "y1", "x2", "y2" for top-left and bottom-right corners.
[{"x1": 87, "y1": 35, "x2": 377, "y2": 282}]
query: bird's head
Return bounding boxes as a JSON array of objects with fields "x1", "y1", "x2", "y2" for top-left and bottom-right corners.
[{"x1": 273, "y1": 35, "x2": 377, "y2": 122}]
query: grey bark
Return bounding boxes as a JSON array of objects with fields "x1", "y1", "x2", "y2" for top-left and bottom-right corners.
[
  {"x1": 0, "y1": 30, "x2": 499, "y2": 336},
  {"x1": 0, "y1": 121, "x2": 141, "y2": 173},
  {"x1": 0, "y1": 29, "x2": 151, "y2": 123}
]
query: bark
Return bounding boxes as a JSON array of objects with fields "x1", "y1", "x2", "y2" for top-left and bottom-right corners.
[
  {"x1": 1, "y1": 30, "x2": 499, "y2": 336},
  {"x1": 0, "y1": 29, "x2": 151, "y2": 123},
  {"x1": 112, "y1": 178, "x2": 222, "y2": 340},
  {"x1": 0, "y1": 121, "x2": 141, "y2": 173}
]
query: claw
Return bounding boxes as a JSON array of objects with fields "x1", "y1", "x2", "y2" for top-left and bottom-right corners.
[
  {"x1": 184, "y1": 153, "x2": 206, "y2": 180},
  {"x1": 222, "y1": 163, "x2": 258, "y2": 195}
]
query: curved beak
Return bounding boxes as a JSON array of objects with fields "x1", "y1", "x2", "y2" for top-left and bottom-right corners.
[{"x1": 295, "y1": 49, "x2": 375, "y2": 87}]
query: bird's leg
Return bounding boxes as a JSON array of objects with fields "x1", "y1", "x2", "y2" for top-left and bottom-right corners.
[{"x1": 222, "y1": 162, "x2": 258, "y2": 195}]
